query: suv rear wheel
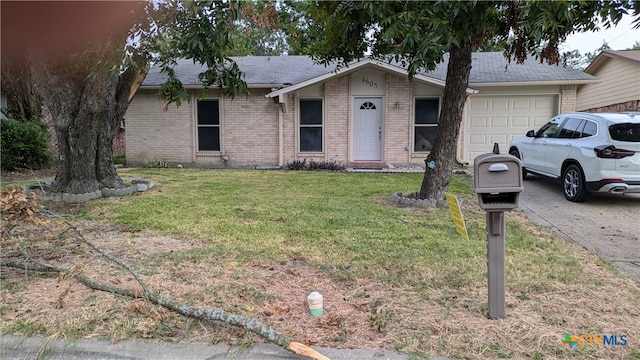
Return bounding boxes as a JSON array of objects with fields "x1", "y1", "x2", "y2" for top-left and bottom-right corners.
[{"x1": 563, "y1": 164, "x2": 588, "y2": 202}]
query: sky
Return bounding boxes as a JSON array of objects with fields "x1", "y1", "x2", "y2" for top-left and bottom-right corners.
[{"x1": 561, "y1": 15, "x2": 639, "y2": 54}]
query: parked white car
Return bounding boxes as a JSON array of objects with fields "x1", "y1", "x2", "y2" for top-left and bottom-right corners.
[{"x1": 509, "y1": 112, "x2": 640, "y2": 202}]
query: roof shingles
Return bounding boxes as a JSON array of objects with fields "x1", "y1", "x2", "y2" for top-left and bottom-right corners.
[{"x1": 141, "y1": 53, "x2": 596, "y2": 87}]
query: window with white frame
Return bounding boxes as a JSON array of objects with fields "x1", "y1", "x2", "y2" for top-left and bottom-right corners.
[
  {"x1": 197, "y1": 99, "x2": 220, "y2": 151},
  {"x1": 299, "y1": 99, "x2": 323, "y2": 152},
  {"x1": 414, "y1": 98, "x2": 440, "y2": 152}
]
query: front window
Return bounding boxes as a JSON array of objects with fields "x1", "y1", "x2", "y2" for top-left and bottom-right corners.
[
  {"x1": 414, "y1": 98, "x2": 439, "y2": 152},
  {"x1": 299, "y1": 99, "x2": 323, "y2": 152},
  {"x1": 197, "y1": 99, "x2": 220, "y2": 151}
]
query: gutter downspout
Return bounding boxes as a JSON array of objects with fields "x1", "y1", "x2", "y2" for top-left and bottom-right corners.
[
  {"x1": 278, "y1": 94, "x2": 286, "y2": 167},
  {"x1": 266, "y1": 91, "x2": 287, "y2": 167},
  {"x1": 279, "y1": 104, "x2": 284, "y2": 167}
]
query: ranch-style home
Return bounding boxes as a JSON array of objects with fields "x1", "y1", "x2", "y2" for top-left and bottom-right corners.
[{"x1": 124, "y1": 53, "x2": 597, "y2": 168}]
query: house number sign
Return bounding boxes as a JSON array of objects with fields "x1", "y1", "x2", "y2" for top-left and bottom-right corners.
[{"x1": 362, "y1": 77, "x2": 378, "y2": 89}]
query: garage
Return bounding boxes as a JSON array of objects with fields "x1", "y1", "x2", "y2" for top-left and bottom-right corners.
[{"x1": 463, "y1": 95, "x2": 558, "y2": 163}]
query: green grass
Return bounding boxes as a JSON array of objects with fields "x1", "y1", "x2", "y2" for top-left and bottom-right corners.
[
  {"x1": 87, "y1": 169, "x2": 495, "y2": 288},
  {"x1": 82, "y1": 168, "x2": 593, "y2": 294},
  {"x1": 6, "y1": 167, "x2": 639, "y2": 359},
  {"x1": 3, "y1": 319, "x2": 48, "y2": 335}
]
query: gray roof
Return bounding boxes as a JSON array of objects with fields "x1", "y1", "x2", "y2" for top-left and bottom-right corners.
[
  {"x1": 463, "y1": 52, "x2": 597, "y2": 83},
  {"x1": 141, "y1": 53, "x2": 596, "y2": 87},
  {"x1": 142, "y1": 56, "x2": 337, "y2": 87}
]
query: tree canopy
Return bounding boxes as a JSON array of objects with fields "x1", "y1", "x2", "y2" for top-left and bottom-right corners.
[
  {"x1": 0, "y1": 1, "x2": 254, "y2": 194},
  {"x1": 298, "y1": 0, "x2": 639, "y2": 201},
  {"x1": 2, "y1": 0, "x2": 638, "y2": 198}
]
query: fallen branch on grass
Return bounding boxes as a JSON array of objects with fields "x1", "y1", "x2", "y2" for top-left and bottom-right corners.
[{"x1": 2, "y1": 211, "x2": 330, "y2": 360}]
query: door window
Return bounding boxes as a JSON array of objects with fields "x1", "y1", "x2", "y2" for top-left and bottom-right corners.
[
  {"x1": 535, "y1": 117, "x2": 563, "y2": 138},
  {"x1": 557, "y1": 118, "x2": 584, "y2": 139}
]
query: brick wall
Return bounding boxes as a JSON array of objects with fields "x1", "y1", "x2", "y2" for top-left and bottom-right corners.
[
  {"x1": 113, "y1": 129, "x2": 126, "y2": 156},
  {"x1": 384, "y1": 74, "x2": 413, "y2": 166},
  {"x1": 560, "y1": 85, "x2": 577, "y2": 113},
  {"x1": 281, "y1": 94, "x2": 297, "y2": 165},
  {"x1": 125, "y1": 90, "x2": 194, "y2": 165},
  {"x1": 125, "y1": 89, "x2": 280, "y2": 167},
  {"x1": 215, "y1": 88, "x2": 279, "y2": 167},
  {"x1": 581, "y1": 100, "x2": 639, "y2": 113},
  {"x1": 280, "y1": 73, "x2": 428, "y2": 167},
  {"x1": 323, "y1": 76, "x2": 350, "y2": 163},
  {"x1": 281, "y1": 75, "x2": 353, "y2": 166},
  {"x1": 127, "y1": 76, "x2": 508, "y2": 168}
]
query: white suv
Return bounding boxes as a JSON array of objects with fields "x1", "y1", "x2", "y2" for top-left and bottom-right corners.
[{"x1": 509, "y1": 112, "x2": 640, "y2": 202}]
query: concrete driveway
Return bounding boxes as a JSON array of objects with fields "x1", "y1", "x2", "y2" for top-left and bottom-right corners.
[{"x1": 518, "y1": 174, "x2": 640, "y2": 282}]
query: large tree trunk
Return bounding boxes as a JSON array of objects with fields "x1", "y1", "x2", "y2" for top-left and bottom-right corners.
[
  {"x1": 30, "y1": 45, "x2": 138, "y2": 194},
  {"x1": 419, "y1": 41, "x2": 473, "y2": 204}
]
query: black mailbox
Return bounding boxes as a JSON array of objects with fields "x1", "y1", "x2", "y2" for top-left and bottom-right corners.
[{"x1": 474, "y1": 153, "x2": 523, "y2": 211}]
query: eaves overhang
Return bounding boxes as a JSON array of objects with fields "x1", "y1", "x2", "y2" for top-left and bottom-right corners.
[
  {"x1": 265, "y1": 58, "x2": 476, "y2": 101},
  {"x1": 139, "y1": 83, "x2": 286, "y2": 90},
  {"x1": 469, "y1": 79, "x2": 601, "y2": 87},
  {"x1": 585, "y1": 50, "x2": 640, "y2": 74}
]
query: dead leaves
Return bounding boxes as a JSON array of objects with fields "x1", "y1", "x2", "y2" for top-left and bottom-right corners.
[
  {"x1": 1, "y1": 187, "x2": 40, "y2": 223},
  {"x1": 1, "y1": 187, "x2": 66, "y2": 246},
  {"x1": 125, "y1": 299, "x2": 169, "y2": 321}
]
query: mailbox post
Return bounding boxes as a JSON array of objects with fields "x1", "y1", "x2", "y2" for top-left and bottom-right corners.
[{"x1": 474, "y1": 147, "x2": 523, "y2": 319}]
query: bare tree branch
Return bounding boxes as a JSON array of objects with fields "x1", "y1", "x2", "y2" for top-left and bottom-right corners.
[{"x1": 5, "y1": 211, "x2": 330, "y2": 360}]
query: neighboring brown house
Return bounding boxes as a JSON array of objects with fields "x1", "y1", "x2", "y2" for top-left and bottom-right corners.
[
  {"x1": 576, "y1": 50, "x2": 640, "y2": 113},
  {"x1": 125, "y1": 53, "x2": 597, "y2": 168}
]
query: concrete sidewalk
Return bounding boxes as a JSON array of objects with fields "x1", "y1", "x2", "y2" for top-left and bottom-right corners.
[{"x1": 1, "y1": 335, "x2": 454, "y2": 360}]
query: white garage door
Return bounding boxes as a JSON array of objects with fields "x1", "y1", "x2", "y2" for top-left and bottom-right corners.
[{"x1": 464, "y1": 95, "x2": 558, "y2": 163}]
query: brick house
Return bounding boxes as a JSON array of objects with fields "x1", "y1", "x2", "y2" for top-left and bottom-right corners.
[{"x1": 125, "y1": 53, "x2": 597, "y2": 167}]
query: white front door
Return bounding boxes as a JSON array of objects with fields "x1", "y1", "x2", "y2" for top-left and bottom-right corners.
[{"x1": 353, "y1": 98, "x2": 383, "y2": 161}]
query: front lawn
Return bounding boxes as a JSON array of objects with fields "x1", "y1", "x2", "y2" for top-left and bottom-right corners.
[{"x1": 2, "y1": 168, "x2": 639, "y2": 359}]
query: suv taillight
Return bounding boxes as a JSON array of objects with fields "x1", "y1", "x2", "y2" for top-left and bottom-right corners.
[{"x1": 594, "y1": 145, "x2": 635, "y2": 159}]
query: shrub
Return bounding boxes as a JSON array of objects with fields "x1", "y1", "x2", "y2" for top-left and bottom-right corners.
[
  {"x1": 1, "y1": 118, "x2": 54, "y2": 171},
  {"x1": 114, "y1": 155, "x2": 126, "y2": 165},
  {"x1": 143, "y1": 159, "x2": 171, "y2": 168},
  {"x1": 286, "y1": 159, "x2": 307, "y2": 170},
  {"x1": 286, "y1": 159, "x2": 345, "y2": 172}
]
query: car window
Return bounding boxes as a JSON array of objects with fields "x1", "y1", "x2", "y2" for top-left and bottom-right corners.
[
  {"x1": 557, "y1": 118, "x2": 584, "y2": 139},
  {"x1": 581, "y1": 120, "x2": 597, "y2": 138},
  {"x1": 535, "y1": 117, "x2": 563, "y2": 138},
  {"x1": 610, "y1": 123, "x2": 640, "y2": 142}
]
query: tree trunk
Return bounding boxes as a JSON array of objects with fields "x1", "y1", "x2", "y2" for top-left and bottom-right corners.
[
  {"x1": 419, "y1": 41, "x2": 473, "y2": 204},
  {"x1": 30, "y1": 49, "x2": 138, "y2": 194}
]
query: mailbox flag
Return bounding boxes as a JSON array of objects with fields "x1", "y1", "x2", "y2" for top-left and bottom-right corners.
[{"x1": 445, "y1": 192, "x2": 470, "y2": 241}]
